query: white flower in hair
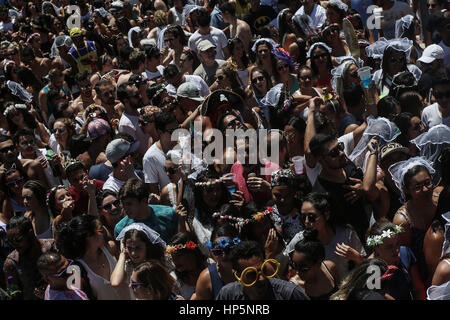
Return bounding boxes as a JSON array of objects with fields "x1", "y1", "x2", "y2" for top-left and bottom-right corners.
[
  {"x1": 374, "y1": 235, "x2": 383, "y2": 245},
  {"x1": 381, "y1": 230, "x2": 393, "y2": 239}
]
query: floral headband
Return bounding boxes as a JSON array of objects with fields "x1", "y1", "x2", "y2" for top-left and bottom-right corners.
[
  {"x1": 46, "y1": 185, "x2": 67, "y2": 205},
  {"x1": 63, "y1": 158, "x2": 83, "y2": 172},
  {"x1": 206, "y1": 237, "x2": 241, "y2": 251},
  {"x1": 345, "y1": 13, "x2": 360, "y2": 20},
  {"x1": 3, "y1": 104, "x2": 27, "y2": 116},
  {"x1": 320, "y1": 23, "x2": 339, "y2": 35},
  {"x1": 166, "y1": 241, "x2": 198, "y2": 254},
  {"x1": 195, "y1": 178, "x2": 223, "y2": 187},
  {"x1": 366, "y1": 225, "x2": 404, "y2": 247},
  {"x1": 212, "y1": 206, "x2": 273, "y2": 227}
]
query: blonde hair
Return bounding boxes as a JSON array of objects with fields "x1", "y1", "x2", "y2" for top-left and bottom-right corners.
[
  {"x1": 134, "y1": 260, "x2": 177, "y2": 300},
  {"x1": 153, "y1": 10, "x2": 167, "y2": 27}
]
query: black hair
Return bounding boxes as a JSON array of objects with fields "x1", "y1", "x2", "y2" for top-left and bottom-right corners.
[
  {"x1": 96, "y1": 189, "x2": 118, "y2": 208},
  {"x1": 432, "y1": 68, "x2": 450, "y2": 89},
  {"x1": 37, "y1": 252, "x2": 62, "y2": 274},
  {"x1": 393, "y1": 112, "x2": 413, "y2": 147},
  {"x1": 301, "y1": 192, "x2": 332, "y2": 216},
  {"x1": 397, "y1": 91, "x2": 423, "y2": 117},
  {"x1": 74, "y1": 70, "x2": 91, "y2": 83},
  {"x1": 168, "y1": 232, "x2": 207, "y2": 274},
  {"x1": 219, "y1": 2, "x2": 236, "y2": 15},
  {"x1": 287, "y1": 115, "x2": 306, "y2": 134},
  {"x1": 6, "y1": 216, "x2": 33, "y2": 235},
  {"x1": 377, "y1": 96, "x2": 400, "y2": 119},
  {"x1": 47, "y1": 185, "x2": 69, "y2": 217},
  {"x1": 403, "y1": 165, "x2": 431, "y2": 190},
  {"x1": 210, "y1": 223, "x2": 239, "y2": 242},
  {"x1": 310, "y1": 44, "x2": 333, "y2": 75},
  {"x1": 343, "y1": 83, "x2": 365, "y2": 109},
  {"x1": 128, "y1": 50, "x2": 146, "y2": 70},
  {"x1": 146, "y1": 83, "x2": 166, "y2": 106},
  {"x1": 12, "y1": 128, "x2": 34, "y2": 144},
  {"x1": 228, "y1": 37, "x2": 249, "y2": 68},
  {"x1": 291, "y1": 227, "x2": 325, "y2": 263},
  {"x1": 250, "y1": 66, "x2": 272, "y2": 99},
  {"x1": 390, "y1": 71, "x2": 418, "y2": 100},
  {"x1": 196, "y1": 8, "x2": 211, "y2": 27},
  {"x1": 229, "y1": 240, "x2": 265, "y2": 272},
  {"x1": 22, "y1": 180, "x2": 48, "y2": 210},
  {"x1": 165, "y1": 24, "x2": 188, "y2": 46},
  {"x1": 181, "y1": 47, "x2": 201, "y2": 71},
  {"x1": 154, "y1": 111, "x2": 177, "y2": 132},
  {"x1": 118, "y1": 178, "x2": 149, "y2": 202},
  {"x1": 116, "y1": 82, "x2": 132, "y2": 103},
  {"x1": 55, "y1": 215, "x2": 100, "y2": 259},
  {"x1": 124, "y1": 229, "x2": 165, "y2": 263},
  {"x1": 119, "y1": 46, "x2": 134, "y2": 62},
  {"x1": 65, "y1": 161, "x2": 87, "y2": 179},
  {"x1": 163, "y1": 63, "x2": 180, "y2": 81},
  {"x1": 309, "y1": 133, "x2": 335, "y2": 157},
  {"x1": 381, "y1": 46, "x2": 407, "y2": 76},
  {"x1": 5, "y1": 105, "x2": 38, "y2": 134}
]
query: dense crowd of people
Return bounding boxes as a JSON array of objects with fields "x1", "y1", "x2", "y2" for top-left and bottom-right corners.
[{"x1": 0, "y1": 0, "x2": 449, "y2": 301}]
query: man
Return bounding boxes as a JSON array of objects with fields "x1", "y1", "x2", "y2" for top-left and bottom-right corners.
[
  {"x1": 117, "y1": 81, "x2": 149, "y2": 158},
  {"x1": 70, "y1": 71, "x2": 95, "y2": 113},
  {"x1": 374, "y1": 0, "x2": 413, "y2": 39},
  {"x1": 0, "y1": 5, "x2": 13, "y2": 33},
  {"x1": 103, "y1": 138, "x2": 141, "y2": 193},
  {"x1": 341, "y1": 83, "x2": 366, "y2": 136},
  {"x1": 3, "y1": 216, "x2": 55, "y2": 300},
  {"x1": 14, "y1": 129, "x2": 64, "y2": 188},
  {"x1": 67, "y1": 27, "x2": 98, "y2": 74},
  {"x1": 96, "y1": 190, "x2": 124, "y2": 238},
  {"x1": 421, "y1": 69, "x2": 450, "y2": 129},
  {"x1": 435, "y1": 9, "x2": 450, "y2": 70},
  {"x1": 142, "y1": 45, "x2": 165, "y2": 82},
  {"x1": 93, "y1": 79, "x2": 122, "y2": 121},
  {"x1": 129, "y1": 73, "x2": 151, "y2": 106},
  {"x1": 176, "y1": 82, "x2": 205, "y2": 129},
  {"x1": 114, "y1": 178, "x2": 180, "y2": 243},
  {"x1": 116, "y1": 50, "x2": 147, "y2": 87},
  {"x1": 309, "y1": 133, "x2": 369, "y2": 242},
  {"x1": 193, "y1": 40, "x2": 227, "y2": 86},
  {"x1": 244, "y1": 0, "x2": 277, "y2": 35},
  {"x1": 220, "y1": 2, "x2": 252, "y2": 53},
  {"x1": 210, "y1": 0, "x2": 230, "y2": 30},
  {"x1": 417, "y1": 44, "x2": 445, "y2": 99},
  {"x1": 187, "y1": 8, "x2": 229, "y2": 60},
  {"x1": 143, "y1": 111, "x2": 179, "y2": 195},
  {"x1": 78, "y1": 118, "x2": 112, "y2": 169},
  {"x1": 38, "y1": 68, "x2": 71, "y2": 123},
  {"x1": 20, "y1": 46, "x2": 51, "y2": 89},
  {"x1": 425, "y1": 0, "x2": 447, "y2": 45},
  {"x1": 216, "y1": 240, "x2": 309, "y2": 300},
  {"x1": 163, "y1": 63, "x2": 210, "y2": 97}
]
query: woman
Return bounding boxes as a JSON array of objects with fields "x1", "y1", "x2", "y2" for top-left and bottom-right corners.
[
  {"x1": 130, "y1": 260, "x2": 184, "y2": 300},
  {"x1": 326, "y1": 0, "x2": 348, "y2": 29},
  {"x1": 166, "y1": 232, "x2": 208, "y2": 300},
  {"x1": 251, "y1": 39, "x2": 277, "y2": 79},
  {"x1": 27, "y1": 33, "x2": 45, "y2": 59},
  {"x1": 249, "y1": 67, "x2": 272, "y2": 107},
  {"x1": 284, "y1": 116, "x2": 307, "y2": 158},
  {"x1": 366, "y1": 219, "x2": 426, "y2": 299},
  {"x1": 160, "y1": 156, "x2": 182, "y2": 208},
  {"x1": 22, "y1": 180, "x2": 53, "y2": 240},
  {"x1": 162, "y1": 25, "x2": 188, "y2": 67},
  {"x1": 4, "y1": 104, "x2": 50, "y2": 147},
  {"x1": 271, "y1": 48, "x2": 299, "y2": 95},
  {"x1": 55, "y1": 215, "x2": 129, "y2": 300},
  {"x1": 90, "y1": 54, "x2": 119, "y2": 87},
  {"x1": 390, "y1": 157, "x2": 437, "y2": 283},
  {"x1": 284, "y1": 192, "x2": 366, "y2": 281},
  {"x1": 92, "y1": 9, "x2": 112, "y2": 41},
  {"x1": 330, "y1": 57, "x2": 360, "y2": 98},
  {"x1": 319, "y1": 98, "x2": 346, "y2": 136},
  {"x1": 395, "y1": 15, "x2": 423, "y2": 63},
  {"x1": 46, "y1": 185, "x2": 76, "y2": 231},
  {"x1": 111, "y1": 223, "x2": 167, "y2": 299},
  {"x1": 321, "y1": 22, "x2": 350, "y2": 58},
  {"x1": 228, "y1": 38, "x2": 250, "y2": 87},
  {"x1": 50, "y1": 117, "x2": 76, "y2": 158},
  {"x1": 210, "y1": 61, "x2": 245, "y2": 97},
  {"x1": 289, "y1": 227, "x2": 339, "y2": 300},
  {"x1": 277, "y1": 9, "x2": 303, "y2": 51},
  {"x1": 179, "y1": 47, "x2": 201, "y2": 75},
  {"x1": 308, "y1": 42, "x2": 334, "y2": 93},
  {"x1": 291, "y1": 66, "x2": 322, "y2": 118},
  {"x1": 191, "y1": 224, "x2": 241, "y2": 300},
  {"x1": 394, "y1": 112, "x2": 425, "y2": 157},
  {"x1": 111, "y1": 35, "x2": 129, "y2": 69},
  {"x1": 1, "y1": 167, "x2": 27, "y2": 222}
]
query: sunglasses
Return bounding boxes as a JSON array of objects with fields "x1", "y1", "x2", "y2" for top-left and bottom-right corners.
[
  {"x1": 258, "y1": 49, "x2": 269, "y2": 54},
  {"x1": 300, "y1": 213, "x2": 321, "y2": 223},
  {"x1": 129, "y1": 275, "x2": 146, "y2": 289},
  {"x1": 48, "y1": 259, "x2": 74, "y2": 278},
  {"x1": 5, "y1": 177, "x2": 24, "y2": 187},
  {"x1": 20, "y1": 140, "x2": 36, "y2": 148},
  {"x1": 313, "y1": 53, "x2": 328, "y2": 60},
  {"x1": 216, "y1": 75, "x2": 225, "y2": 81},
  {"x1": 299, "y1": 75, "x2": 312, "y2": 81},
  {"x1": 277, "y1": 64, "x2": 289, "y2": 71},
  {"x1": 0, "y1": 145, "x2": 15, "y2": 153},
  {"x1": 252, "y1": 76, "x2": 265, "y2": 84},
  {"x1": 327, "y1": 142, "x2": 345, "y2": 158},
  {"x1": 54, "y1": 127, "x2": 67, "y2": 134},
  {"x1": 99, "y1": 199, "x2": 120, "y2": 211},
  {"x1": 412, "y1": 179, "x2": 433, "y2": 192},
  {"x1": 434, "y1": 90, "x2": 450, "y2": 99},
  {"x1": 289, "y1": 260, "x2": 313, "y2": 273}
]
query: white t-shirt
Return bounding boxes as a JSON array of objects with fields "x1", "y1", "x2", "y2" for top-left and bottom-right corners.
[
  {"x1": 188, "y1": 27, "x2": 228, "y2": 60},
  {"x1": 103, "y1": 175, "x2": 125, "y2": 193},
  {"x1": 378, "y1": 1, "x2": 413, "y2": 39},
  {"x1": 294, "y1": 4, "x2": 327, "y2": 31},
  {"x1": 421, "y1": 103, "x2": 442, "y2": 130},
  {"x1": 304, "y1": 132, "x2": 355, "y2": 186},
  {"x1": 439, "y1": 41, "x2": 450, "y2": 71},
  {"x1": 142, "y1": 143, "x2": 171, "y2": 189},
  {"x1": 118, "y1": 112, "x2": 148, "y2": 154},
  {"x1": 0, "y1": 21, "x2": 13, "y2": 33},
  {"x1": 142, "y1": 65, "x2": 165, "y2": 81},
  {"x1": 166, "y1": 75, "x2": 211, "y2": 97}
]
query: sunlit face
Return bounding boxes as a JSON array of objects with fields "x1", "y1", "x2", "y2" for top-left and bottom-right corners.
[
  {"x1": 405, "y1": 170, "x2": 433, "y2": 200},
  {"x1": 100, "y1": 195, "x2": 122, "y2": 228},
  {"x1": 257, "y1": 44, "x2": 270, "y2": 60},
  {"x1": 373, "y1": 234, "x2": 401, "y2": 265},
  {"x1": 125, "y1": 239, "x2": 147, "y2": 265},
  {"x1": 301, "y1": 201, "x2": 326, "y2": 230},
  {"x1": 298, "y1": 69, "x2": 313, "y2": 88},
  {"x1": 53, "y1": 121, "x2": 68, "y2": 144},
  {"x1": 54, "y1": 188, "x2": 73, "y2": 212},
  {"x1": 251, "y1": 71, "x2": 267, "y2": 93}
]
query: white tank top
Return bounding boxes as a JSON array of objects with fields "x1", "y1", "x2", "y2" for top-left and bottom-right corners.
[
  {"x1": 170, "y1": 7, "x2": 185, "y2": 26},
  {"x1": 77, "y1": 247, "x2": 129, "y2": 300}
]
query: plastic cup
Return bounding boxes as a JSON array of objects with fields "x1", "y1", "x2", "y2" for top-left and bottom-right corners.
[
  {"x1": 292, "y1": 156, "x2": 304, "y2": 175},
  {"x1": 357, "y1": 66, "x2": 372, "y2": 89},
  {"x1": 225, "y1": 173, "x2": 236, "y2": 194}
]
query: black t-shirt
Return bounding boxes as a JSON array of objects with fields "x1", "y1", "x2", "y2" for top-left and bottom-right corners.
[
  {"x1": 313, "y1": 160, "x2": 369, "y2": 242},
  {"x1": 244, "y1": 5, "x2": 277, "y2": 35}
]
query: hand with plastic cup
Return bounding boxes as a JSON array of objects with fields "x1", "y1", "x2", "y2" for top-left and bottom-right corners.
[
  {"x1": 357, "y1": 66, "x2": 372, "y2": 89},
  {"x1": 222, "y1": 173, "x2": 237, "y2": 194},
  {"x1": 292, "y1": 156, "x2": 304, "y2": 175}
]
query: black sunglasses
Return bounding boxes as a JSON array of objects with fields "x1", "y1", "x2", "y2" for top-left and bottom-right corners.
[
  {"x1": 277, "y1": 64, "x2": 289, "y2": 71},
  {"x1": 289, "y1": 260, "x2": 313, "y2": 273},
  {"x1": 5, "y1": 177, "x2": 24, "y2": 187},
  {"x1": 217, "y1": 75, "x2": 225, "y2": 81},
  {"x1": 299, "y1": 75, "x2": 312, "y2": 81},
  {"x1": 327, "y1": 142, "x2": 345, "y2": 158},
  {"x1": 313, "y1": 53, "x2": 328, "y2": 60},
  {"x1": 252, "y1": 76, "x2": 265, "y2": 84},
  {"x1": 99, "y1": 199, "x2": 120, "y2": 211},
  {"x1": 300, "y1": 213, "x2": 321, "y2": 223}
]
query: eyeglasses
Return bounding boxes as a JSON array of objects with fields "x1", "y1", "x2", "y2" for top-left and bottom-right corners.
[
  {"x1": 313, "y1": 53, "x2": 328, "y2": 60},
  {"x1": 80, "y1": 83, "x2": 92, "y2": 90},
  {"x1": 0, "y1": 145, "x2": 15, "y2": 153},
  {"x1": 216, "y1": 75, "x2": 225, "y2": 81},
  {"x1": 327, "y1": 142, "x2": 345, "y2": 158},
  {"x1": 252, "y1": 76, "x2": 265, "y2": 84},
  {"x1": 300, "y1": 213, "x2": 321, "y2": 223},
  {"x1": 434, "y1": 90, "x2": 450, "y2": 100},
  {"x1": 234, "y1": 259, "x2": 280, "y2": 287},
  {"x1": 48, "y1": 259, "x2": 74, "y2": 278},
  {"x1": 412, "y1": 179, "x2": 433, "y2": 192},
  {"x1": 20, "y1": 140, "x2": 36, "y2": 148},
  {"x1": 54, "y1": 127, "x2": 67, "y2": 134},
  {"x1": 299, "y1": 75, "x2": 312, "y2": 81},
  {"x1": 99, "y1": 199, "x2": 120, "y2": 211},
  {"x1": 129, "y1": 275, "x2": 146, "y2": 290},
  {"x1": 289, "y1": 260, "x2": 313, "y2": 273},
  {"x1": 277, "y1": 64, "x2": 289, "y2": 71},
  {"x1": 258, "y1": 49, "x2": 268, "y2": 54},
  {"x1": 5, "y1": 177, "x2": 24, "y2": 187}
]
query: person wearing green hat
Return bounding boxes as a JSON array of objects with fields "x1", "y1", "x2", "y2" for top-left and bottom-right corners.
[{"x1": 67, "y1": 27, "x2": 99, "y2": 74}]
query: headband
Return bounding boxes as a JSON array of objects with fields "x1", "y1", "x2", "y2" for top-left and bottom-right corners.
[
  {"x1": 366, "y1": 225, "x2": 404, "y2": 247},
  {"x1": 116, "y1": 222, "x2": 166, "y2": 248},
  {"x1": 212, "y1": 206, "x2": 273, "y2": 227},
  {"x1": 166, "y1": 241, "x2": 199, "y2": 254}
]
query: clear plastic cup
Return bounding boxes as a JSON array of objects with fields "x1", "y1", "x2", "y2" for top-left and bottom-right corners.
[
  {"x1": 292, "y1": 156, "x2": 304, "y2": 175},
  {"x1": 357, "y1": 66, "x2": 372, "y2": 89}
]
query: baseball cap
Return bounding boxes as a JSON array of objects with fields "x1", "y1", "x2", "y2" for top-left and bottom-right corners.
[
  {"x1": 87, "y1": 118, "x2": 111, "y2": 140},
  {"x1": 177, "y1": 82, "x2": 203, "y2": 102},
  {"x1": 106, "y1": 138, "x2": 140, "y2": 164},
  {"x1": 69, "y1": 27, "x2": 82, "y2": 38},
  {"x1": 197, "y1": 40, "x2": 216, "y2": 52},
  {"x1": 417, "y1": 44, "x2": 444, "y2": 64},
  {"x1": 379, "y1": 142, "x2": 409, "y2": 161}
]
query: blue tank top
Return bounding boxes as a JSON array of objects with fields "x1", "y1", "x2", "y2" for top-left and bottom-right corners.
[{"x1": 208, "y1": 263, "x2": 225, "y2": 299}]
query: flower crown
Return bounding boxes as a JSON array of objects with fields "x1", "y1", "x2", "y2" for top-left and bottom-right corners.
[
  {"x1": 63, "y1": 158, "x2": 83, "y2": 171},
  {"x1": 366, "y1": 225, "x2": 404, "y2": 247},
  {"x1": 46, "y1": 185, "x2": 67, "y2": 205},
  {"x1": 320, "y1": 23, "x2": 339, "y2": 35},
  {"x1": 345, "y1": 13, "x2": 360, "y2": 20},
  {"x1": 212, "y1": 206, "x2": 273, "y2": 227},
  {"x1": 166, "y1": 241, "x2": 198, "y2": 254},
  {"x1": 206, "y1": 237, "x2": 241, "y2": 251}
]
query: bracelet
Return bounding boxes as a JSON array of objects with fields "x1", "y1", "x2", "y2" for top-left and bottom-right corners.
[{"x1": 370, "y1": 151, "x2": 378, "y2": 156}]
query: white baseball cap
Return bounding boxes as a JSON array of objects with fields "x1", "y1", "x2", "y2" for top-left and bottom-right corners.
[{"x1": 417, "y1": 44, "x2": 444, "y2": 64}]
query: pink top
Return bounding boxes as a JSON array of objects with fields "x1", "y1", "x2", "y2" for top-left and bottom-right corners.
[{"x1": 230, "y1": 161, "x2": 273, "y2": 204}]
